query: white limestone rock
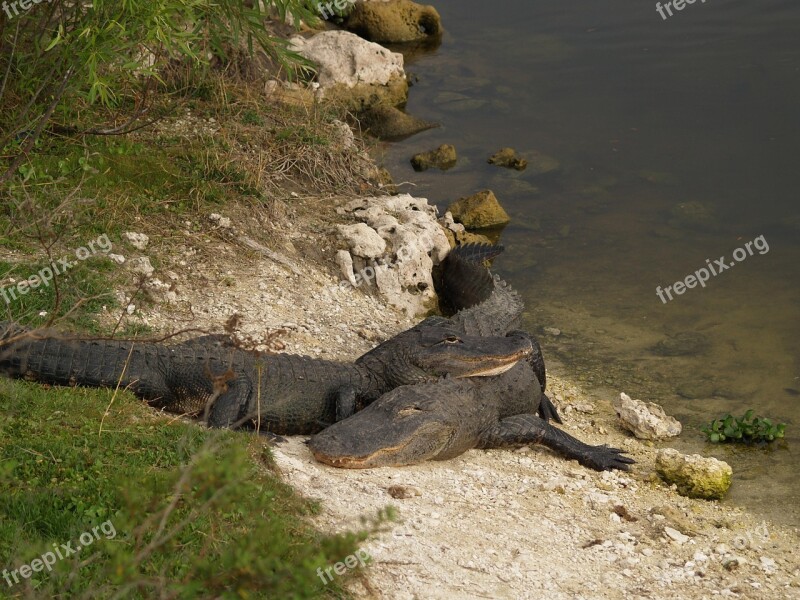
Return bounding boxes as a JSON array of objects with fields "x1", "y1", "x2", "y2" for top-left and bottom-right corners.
[
  {"x1": 122, "y1": 231, "x2": 149, "y2": 250},
  {"x1": 128, "y1": 256, "x2": 154, "y2": 278},
  {"x1": 336, "y1": 223, "x2": 387, "y2": 259},
  {"x1": 289, "y1": 30, "x2": 404, "y2": 89},
  {"x1": 288, "y1": 31, "x2": 407, "y2": 110},
  {"x1": 336, "y1": 194, "x2": 449, "y2": 317},
  {"x1": 612, "y1": 392, "x2": 682, "y2": 440}
]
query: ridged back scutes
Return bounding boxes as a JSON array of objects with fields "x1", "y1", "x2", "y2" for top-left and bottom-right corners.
[{"x1": 450, "y1": 274, "x2": 524, "y2": 337}]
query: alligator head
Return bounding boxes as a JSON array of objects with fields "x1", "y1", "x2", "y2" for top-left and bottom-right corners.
[
  {"x1": 309, "y1": 378, "x2": 487, "y2": 468},
  {"x1": 355, "y1": 320, "x2": 533, "y2": 387}
]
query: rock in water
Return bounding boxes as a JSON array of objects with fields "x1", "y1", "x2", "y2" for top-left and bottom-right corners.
[
  {"x1": 446, "y1": 190, "x2": 510, "y2": 229},
  {"x1": 411, "y1": 144, "x2": 457, "y2": 171},
  {"x1": 488, "y1": 147, "x2": 527, "y2": 171},
  {"x1": 289, "y1": 31, "x2": 408, "y2": 112},
  {"x1": 655, "y1": 448, "x2": 732, "y2": 500},
  {"x1": 359, "y1": 105, "x2": 438, "y2": 140},
  {"x1": 344, "y1": 0, "x2": 442, "y2": 43},
  {"x1": 612, "y1": 392, "x2": 682, "y2": 440}
]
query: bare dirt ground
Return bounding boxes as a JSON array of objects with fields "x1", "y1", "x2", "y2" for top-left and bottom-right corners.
[{"x1": 115, "y1": 188, "x2": 800, "y2": 600}]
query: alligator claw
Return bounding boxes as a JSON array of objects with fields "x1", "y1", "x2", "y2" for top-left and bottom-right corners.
[
  {"x1": 580, "y1": 445, "x2": 635, "y2": 471},
  {"x1": 537, "y1": 393, "x2": 563, "y2": 424}
]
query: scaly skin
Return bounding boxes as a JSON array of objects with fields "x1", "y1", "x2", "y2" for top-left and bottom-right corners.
[
  {"x1": 0, "y1": 320, "x2": 532, "y2": 434},
  {"x1": 308, "y1": 359, "x2": 634, "y2": 471},
  {"x1": 307, "y1": 244, "x2": 635, "y2": 471}
]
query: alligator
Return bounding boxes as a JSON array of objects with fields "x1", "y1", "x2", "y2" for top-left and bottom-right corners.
[
  {"x1": 308, "y1": 360, "x2": 635, "y2": 471},
  {"x1": 434, "y1": 242, "x2": 560, "y2": 422},
  {"x1": 308, "y1": 244, "x2": 635, "y2": 471},
  {"x1": 0, "y1": 320, "x2": 532, "y2": 434}
]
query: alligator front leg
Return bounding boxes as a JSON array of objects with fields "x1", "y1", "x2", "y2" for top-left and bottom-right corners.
[
  {"x1": 335, "y1": 385, "x2": 357, "y2": 422},
  {"x1": 478, "y1": 414, "x2": 635, "y2": 471},
  {"x1": 537, "y1": 394, "x2": 563, "y2": 424}
]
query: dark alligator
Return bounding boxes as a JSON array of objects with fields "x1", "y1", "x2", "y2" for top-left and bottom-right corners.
[
  {"x1": 0, "y1": 320, "x2": 531, "y2": 434},
  {"x1": 308, "y1": 244, "x2": 635, "y2": 471},
  {"x1": 435, "y1": 243, "x2": 560, "y2": 422},
  {"x1": 308, "y1": 361, "x2": 634, "y2": 471}
]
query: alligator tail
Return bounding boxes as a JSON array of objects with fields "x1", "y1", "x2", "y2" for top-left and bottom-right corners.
[
  {"x1": 0, "y1": 323, "x2": 168, "y2": 399},
  {"x1": 437, "y1": 243, "x2": 503, "y2": 314}
]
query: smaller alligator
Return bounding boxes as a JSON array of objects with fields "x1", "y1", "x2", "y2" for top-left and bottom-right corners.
[
  {"x1": 308, "y1": 356, "x2": 635, "y2": 471},
  {"x1": 0, "y1": 320, "x2": 532, "y2": 434}
]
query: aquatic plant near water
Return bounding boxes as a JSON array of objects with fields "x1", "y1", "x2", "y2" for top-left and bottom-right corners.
[{"x1": 702, "y1": 410, "x2": 786, "y2": 443}]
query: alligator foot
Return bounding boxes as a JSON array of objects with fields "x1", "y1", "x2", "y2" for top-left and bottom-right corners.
[
  {"x1": 537, "y1": 394, "x2": 563, "y2": 424},
  {"x1": 479, "y1": 414, "x2": 634, "y2": 471}
]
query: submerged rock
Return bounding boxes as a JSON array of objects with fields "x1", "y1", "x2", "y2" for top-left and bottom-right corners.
[
  {"x1": 433, "y1": 91, "x2": 488, "y2": 112},
  {"x1": 359, "y1": 105, "x2": 438, "y2": 140},
  {"x1": 525, "y1": 150, "x2": 560, "y2": 176},
  {"x1": 446, "y1": 190, "x2": 510, "y2": 229},
  {"x1": 612, "y1": 392, "x2": 682, "y2": 440},
  {"x1": 488, "y1": 147, "x2": 527, "y2": 171},
  {"x1": 669, "y1": 201, "x2": 715, "y2": 229},
  {"x1": 655, "y1": 448, "x2": 732, "y2": 500},
  {"x1": 651, "y1": 332, "x2": 710, "y2": 357},
  {"x1": 345, "y1": 0, "x2": 442, "y2": 43},
  {"x1": 411, "y1": 144, "x2": 457, "y2": 171},
  {"x1": 289, "y1": 31, "x2": 407, "y2": 111}
]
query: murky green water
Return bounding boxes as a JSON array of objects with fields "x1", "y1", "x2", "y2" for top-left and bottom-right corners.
[{"x1": 383, "y1": 0, "x2": 800, "y2": 525}]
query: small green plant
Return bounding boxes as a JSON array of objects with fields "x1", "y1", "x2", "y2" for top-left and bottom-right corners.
[{"x1": 702, "y1": 409, "x2": 787, "y2": 443}]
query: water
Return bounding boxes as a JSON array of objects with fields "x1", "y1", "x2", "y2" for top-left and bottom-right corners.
[{"x1": 381, "y1": 0, "x2": 800, "y2": 525}]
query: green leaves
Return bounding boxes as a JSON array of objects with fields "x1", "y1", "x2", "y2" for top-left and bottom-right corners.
[
  {"x1": 1, "y1": 0, "x2": 319, "y2": 177},
  {"x1": 702, "y1": 409, "x2": 787, "y2": 444}
]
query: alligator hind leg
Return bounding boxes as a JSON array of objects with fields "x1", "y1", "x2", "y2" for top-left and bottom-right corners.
[
  {"x1": 478, "y1": 414, "x2": 634, "y2": 471},
  {"x1": 205, "y1": 377, "x2": 253, "y2": 429}
]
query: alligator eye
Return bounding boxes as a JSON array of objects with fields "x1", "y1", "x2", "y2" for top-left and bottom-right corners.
[{"x1": 440, "y1": 336, "x2": 462, "y2": 345}]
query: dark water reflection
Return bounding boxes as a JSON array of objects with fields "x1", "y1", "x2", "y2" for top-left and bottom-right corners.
[{"x1": 382, "y1": 0, "x2": 800, "y2": 524}]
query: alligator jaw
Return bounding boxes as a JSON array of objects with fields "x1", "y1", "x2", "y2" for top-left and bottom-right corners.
[
  {"x1": 461, "y1": 360, "x2": 519, "y2": 377},
  {"x1": 312, "y1": 434, "x2": 450, "y2": 469},
  {"x1": 451, "y1": 338, "x2": 533, "y2": 379}
]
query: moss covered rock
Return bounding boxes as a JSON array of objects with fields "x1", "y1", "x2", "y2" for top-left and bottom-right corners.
[
  {"x1": 359, "y1": 105, "x2": 438, "y2": 140},
  {"x1": 488, "y1": 147, "x2": 527, "y2": 171},
  {"x1": 411, "y1": 144, "x2": 457, "y2": 171},
  {"x1": 446, "y1": 190, "x2": 510, "y2": 229},
  {"x1": 656, "y1": 448, "x2": 732, "y2": 500},
  {"x1": 345, "y1": 0, "x2": 442, "y2": 43}
]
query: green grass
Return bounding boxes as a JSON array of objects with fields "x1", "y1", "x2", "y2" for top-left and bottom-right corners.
[
  {"x1": 0, "y1": 70, "x2": 388, "y2": 597},
  {"x1": 0, "y1": 257, "x2": 119, "y2": 332},
  {"x1": 0, "y1": 379, "x2": 387, "y2": 598}
]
